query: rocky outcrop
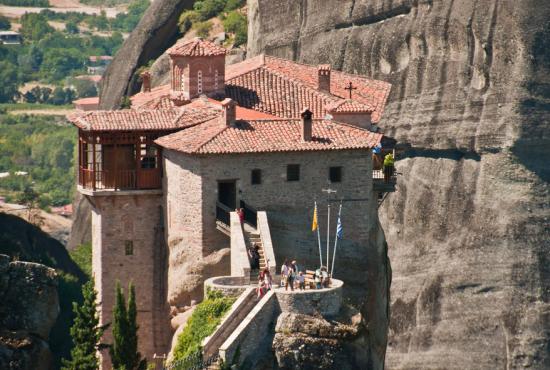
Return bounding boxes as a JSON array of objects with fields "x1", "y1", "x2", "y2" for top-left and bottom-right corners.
[
  {"x1": 248, "y1": 0, "x2": 550, "y2": 368},
  {"x1": 99, "y1": 0, "x2": 194, "y2": 109},
  {"x1": 67, "y1": 192, "x2": 91, "y2": 250},
  {"x1": 0, "y1": 255, "x2": 59, "y2": 370},
  {"x1": 273, "y1": 311, "x2": 364, "y2": 370}
]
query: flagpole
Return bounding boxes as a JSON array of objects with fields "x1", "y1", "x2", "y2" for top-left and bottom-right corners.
[
  {"x1": 331, "y1": 202, "x2": 342, "y2": 276},
  {"x1": 326, "y1": 202, "x2": 330, "y2": 270},
  {"x1": 315, "y1": 201, "x2": 323, "y2": 268}
]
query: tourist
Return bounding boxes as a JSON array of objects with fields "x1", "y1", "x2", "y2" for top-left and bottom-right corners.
[
  {"x1": 290, "y1": 260, "x2": 298, "y2": 289},
  {"x1": 286, "y1": 263, "x2": 295, "y2": 291},
  {"x1": 237, "y1": 208, "x2": 245, "y2": 224},
  {"x1": 257, "y1": 269, "x2": 267, "y2": 298},
  {"x1": 298, "y1": 271, "x2": 305, "y2": 290},
  {"x1": 383, "y1": 153, "x2": 395, "y2": 183},
  {"x1": 321, "y1": 266, "x2": 330, "y2": 288},
  {"x1": 314, "y1": 267, "x2": 322, "y2": 289},
  {"x1": 281, "y1": 259, "x2": 289, "y2": 287},
  {"x1": 263, "y1": 267, "x2": 272, "y2": 291},
  {"x1": 249, "y1": 243, "x2": 260, "y2": 270}
]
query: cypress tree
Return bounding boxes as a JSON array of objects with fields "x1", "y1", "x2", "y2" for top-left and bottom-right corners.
[
  {"x1": 61, "y1": 279, "x2": 104, "y2": 370},
  {"x1": 110, "y1": 282, "x2": 147, "y2": 370}
]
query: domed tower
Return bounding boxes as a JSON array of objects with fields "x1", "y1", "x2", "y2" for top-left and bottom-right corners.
[{"x1": 167, "y1": 38, "x2": 226, "y2": 103}]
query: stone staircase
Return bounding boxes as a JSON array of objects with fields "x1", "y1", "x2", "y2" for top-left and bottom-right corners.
[
  {"x1": 244, "y1": 227, "x2": 267, "y2": 283},
  {"x1": 201, "y1": 288, "x2": 258, "y2": 364}
]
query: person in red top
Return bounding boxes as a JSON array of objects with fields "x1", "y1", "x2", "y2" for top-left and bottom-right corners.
[{"x1": 237, "y1": 208, "x2": 244, "y2": 224}]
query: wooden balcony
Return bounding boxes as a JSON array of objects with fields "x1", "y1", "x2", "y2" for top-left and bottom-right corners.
[
  {"x1": 78, "y1": 167, "x2": 162, "y2": 191},
  {"x1": 372, "y1": 169, "x2": 397, "y2": 192}
]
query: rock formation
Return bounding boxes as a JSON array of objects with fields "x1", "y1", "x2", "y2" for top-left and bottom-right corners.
[
  {"x1": 247, "y1": 0, "x2": 550, "y2": 368},
  {"x1": 99, "y1": 0, "x2": 194, "y2": 109},
  {"x1": 0, "y1": 255, "x2": 60, "y2": 370}
]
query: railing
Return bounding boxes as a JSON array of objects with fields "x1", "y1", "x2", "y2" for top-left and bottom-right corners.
[
  {"x1": 164, "y1": 351, "x2": 219, "y2": 370},
  {"x1": 239, "y1": 200, "x2": 257, "y2": 228},
  {"x1": 216, "y1": 202, "x2": 232, "y2": 226},
  {"x1": 372, "y1": 169, "x2": 397, "y2": 182},
  {"x1": 78, "y1": 167, "x2": 161, "y2": 191}
]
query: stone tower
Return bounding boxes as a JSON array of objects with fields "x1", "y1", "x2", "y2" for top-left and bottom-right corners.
[
  {"x1": 168, "y1": 37, "x2": 226, "y2": 102},
  {"x1": 74, "y1": 128, "x2": 172, "y2": 368}
]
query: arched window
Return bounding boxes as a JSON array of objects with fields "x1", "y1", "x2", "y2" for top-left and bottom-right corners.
[
  {"x1": 197, "y1": 70, "x2": 203, "y2": 94},
  {"x1": 214, "y1": 69, "x2": 219, "y2": 90}
]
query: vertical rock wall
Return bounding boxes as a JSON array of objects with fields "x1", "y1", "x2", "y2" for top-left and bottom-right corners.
[{"x1": 248, "y1": 0, "x2": 550, "y2": 368}]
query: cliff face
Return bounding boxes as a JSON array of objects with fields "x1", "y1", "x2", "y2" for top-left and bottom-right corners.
[
  {"x1": 0, "y1": 255, "x2": 60, "y2": 370},
  {"x1": 248, "y1": 0, "x2": 550, "y2": 368}
]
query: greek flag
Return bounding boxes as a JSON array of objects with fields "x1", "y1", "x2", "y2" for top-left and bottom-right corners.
[{"x1": 336, "y1": 215, "x2": 343, "y2": 239}]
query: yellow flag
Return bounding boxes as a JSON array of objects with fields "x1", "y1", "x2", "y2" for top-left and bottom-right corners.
[{"x1": 312, "y1": 203, "x2": 318, "y2": 231}]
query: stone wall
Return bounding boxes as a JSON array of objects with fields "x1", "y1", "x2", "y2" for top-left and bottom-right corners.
[
  {"x1": 203, "y1": 276, "x2": 249, "y2": 298},
  {"x1": 219, "y1": 290, "x2": 280, "y2": 367},
  {"x1": 276, "y1": 279, "x2": 343, "y2": 317},
  {"x1": 90, "y1": 192, "x2": 171, "y2": 368},
  {"x1": 163, "y1": 150, "x2": 230, "y2": 308}
]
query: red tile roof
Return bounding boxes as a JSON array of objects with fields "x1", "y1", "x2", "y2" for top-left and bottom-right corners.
[
  {"x1": 155, "y1": 118, "x2": 382, "y2": 154},
  {"x1": 130, "y1": 54, "x2": 391, "y2": 124},
  {"x1": 225, "y1": 66, "x2": 342, "y2": 119},
  {"x1": 68, "y1": 104, "x2": 220, "y2": 131},
  {"x1": 167, "y1": 38, "x2": 226, "y2": 57},
  {"x1": 326, "y1": 99, "x2": 373, "y2": 113}
]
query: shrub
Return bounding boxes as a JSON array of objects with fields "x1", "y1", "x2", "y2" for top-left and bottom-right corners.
[
  {"x1": 171, "y1": 292, "x2": 236, "y2": 362},
  {"x1": 194, "y1": 20, "x2": 212, "y2": 38},
  {"x1": 222, "y1": 10, "x2": 247, "y2": 46},
  {"x1": 0, "y1": 15, "x2": 10, "y2": 30},
  {"x1": 178, "y1": 10, "x2": 199, "y2": 34}
]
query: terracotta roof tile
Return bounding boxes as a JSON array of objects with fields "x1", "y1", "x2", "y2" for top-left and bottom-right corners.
[
  {"x1": 155, "y1": 118, "x2": 383, "y2": 154},
  {"x1": 326, "y1": 99, "x2": 374, "y2": 113},
  {"x1": 225, "y1": 66, "x2": 341, "y2": 119},
  {"x1": 68, "y1": 104, "x2": 220, "y2": 131},
  {"x1": 167, "y1": 38, "x2": 226, "y2": 57}
]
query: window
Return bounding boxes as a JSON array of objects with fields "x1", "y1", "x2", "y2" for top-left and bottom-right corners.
[
  {"x1": 287, "y1": 164, "x2": 300, "y2": 181},
  {"x1": 197, "y1": 70, "x2": 203, "y2": 94},
  {"x1": 214, "y1": 69, "x2": 219, "y2": 90},
  {"x1": 124, "y1": 240, "x2": 133, "y2": 255},
  {"x1": 329, "y1": 166, "x2": 342, "y2": 183},
  {"x1": 251, "y1": 169, "x2": 262, "y2": 185}
]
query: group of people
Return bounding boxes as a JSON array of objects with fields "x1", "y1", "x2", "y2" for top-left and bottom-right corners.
[{"x1": 280, "y1": 259, "x2": 304, "y2": 291}]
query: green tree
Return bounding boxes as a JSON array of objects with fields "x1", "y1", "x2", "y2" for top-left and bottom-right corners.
[
  {"x1": 109, "y1": 283, "x2": 146, "y2": 370},
  {"x1": 0, "y1": 15, "x2": 10, "y2": 30},
  {"x1": 222, "y1": 11, "x2": 247, "y2": 46},
  {"x1": 65, "y1": 20, "x2": 79, "y2": 34},
  {"x1": 20, "y1": 13, "x2": 54, "y2": 40},
  {"x1": 40, "y1": 48, "x2": 86, "y2": 82},
  {"x1": 0, "y1": 61, "x2": 20, "y2": 103},
  {"x1": 61, "y1": 280, "x2": 105, "y2": 370}
]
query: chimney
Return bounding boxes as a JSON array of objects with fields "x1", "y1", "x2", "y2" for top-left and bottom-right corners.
[
  {"x1": 317, "y1": 64, "x2": 331, "y2": 93},
  {"x1": 221, "y1": 98, "x2": 237, "y2": 127},
  {"x1": 301, "y1": 108, "x2": 313, "y2": 141},
  {"x1": 140, "y1": 71, "x2": 151, "y2": 93}
]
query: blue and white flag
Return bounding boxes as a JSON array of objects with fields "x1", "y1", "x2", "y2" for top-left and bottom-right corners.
[{"x1": 336, "y1": 215, "x2": 343, "y2": 239}]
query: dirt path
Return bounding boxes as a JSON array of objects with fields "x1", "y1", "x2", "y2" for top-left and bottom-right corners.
[
  {"x1": 0, "y1": 4, "x2": 122, "y2": 18},
  {"x1": 10, "y1": 108, "x2": 76, "y2": 115}
]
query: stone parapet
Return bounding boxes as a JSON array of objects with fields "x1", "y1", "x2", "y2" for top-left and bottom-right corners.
[
  {"x1": 203, "y1": 276, "x2": 250, "y2": 298},
  {"x1": 230, "y1": 212, "x2": 250, "y2": 280},
  {"x1": 219, "y1": 290, "x2": 279, "y2": 366},
  {"x1": 257, "y1": 211, "x2": 277, "y2": 276},
  {"x1": 202, "y1": 288, "x2": 256, "y2": 359},
  {"x1": 274, "y1": 279, "x2": 343, "y2": 317}
]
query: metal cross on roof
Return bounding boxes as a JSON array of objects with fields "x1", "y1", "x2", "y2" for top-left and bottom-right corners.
[{"x1": 344, "y1": 81, "x2": 357, "y2": 99}]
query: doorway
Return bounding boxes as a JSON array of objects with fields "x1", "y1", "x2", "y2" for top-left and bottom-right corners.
[{"x1": 218, "y1": 180, "x2": 236, "y2": 209}]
